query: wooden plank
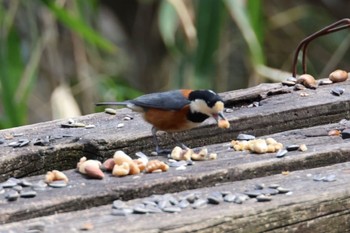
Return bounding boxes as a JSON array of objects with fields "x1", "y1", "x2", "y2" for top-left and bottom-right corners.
[
  {"x1": 1, "y1": 120, "x2": 350, "y2": 224},
  {"x1": 1, "y1": 80, "x2": 350, "y2": 180},
  {"x1": 1, "y1": 161, "x2": 350, "y2": 233}
]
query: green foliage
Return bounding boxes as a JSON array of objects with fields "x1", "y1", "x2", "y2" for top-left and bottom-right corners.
[
  {"x1": 1, "y1": 0, "x2": 347, "y2": 128},
  {"x1": 0, "y1": 0, "x2": 118, "y2": 129},
  {"x1": 40, "y1": 0, "x2": 117, "y2": 53},
  {"x1": 194, "y1": 0, "x2": 226, "y2": 89},
  {"x1": 0, "y1": 2, "x2": 27, "y2": 128},
  {"x1": 158, "y1": 0, "x2": 266, "y2": 89},
  {"x1": 158, "y1": 1, "x2": 178, "y2": 50},
  {"x1": 225, "y1": 0, "x2": 265, "y2": 66}
]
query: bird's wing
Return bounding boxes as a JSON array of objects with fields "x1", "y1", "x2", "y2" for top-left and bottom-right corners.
[
  {"x1": 131, "y1": 90, "x2": 191, "y2": 110},
  {"x1": 95, "y1": 101, "x2": 129, "y2": 106}
]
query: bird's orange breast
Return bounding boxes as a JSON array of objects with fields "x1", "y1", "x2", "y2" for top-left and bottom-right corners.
[{"x1": 143, "y1": 105, "x2": 199, "y2": 132}]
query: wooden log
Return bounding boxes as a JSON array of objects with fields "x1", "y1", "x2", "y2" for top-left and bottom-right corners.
[
  {"x1": 1, "y1": 161, "x2": 350, "y2": 232},
  {"x1": 0, "y1": 120, "x2": 350, "y2": 224},
  {"x1": 0, "y1": 80, "x2": 350, "y2": 180}
]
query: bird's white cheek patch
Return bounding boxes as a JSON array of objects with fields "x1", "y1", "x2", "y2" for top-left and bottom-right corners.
[{"x1": 213, "y1": 102, "x2": 224, "y2": 113}]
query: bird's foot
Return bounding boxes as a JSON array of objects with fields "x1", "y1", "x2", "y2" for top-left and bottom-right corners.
[{"x1": 153, "y1": 147, "x2": 172, "y2": 156}]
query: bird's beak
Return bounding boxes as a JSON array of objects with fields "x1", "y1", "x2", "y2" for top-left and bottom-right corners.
[{"x1": 212, "y1": 111, "x2": 226, "y2": 123}]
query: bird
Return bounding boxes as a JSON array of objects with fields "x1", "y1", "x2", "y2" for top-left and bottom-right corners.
[{"x1": 96, "y1": 89, "x2": 230, "y2": 154}]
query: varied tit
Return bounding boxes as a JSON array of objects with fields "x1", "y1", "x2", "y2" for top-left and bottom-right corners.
[{"x1": 96, "y1": 89, "x2": 230, "y2": 153}]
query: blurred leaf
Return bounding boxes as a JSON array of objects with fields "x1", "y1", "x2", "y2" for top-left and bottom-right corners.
[
  {"x1": 159, "y1": 0, "x2": 179, "y2": 49},
  {"x1": 98, "y1": 76, "x2": 143, "y2": 102},
  {"x1": 51, "y1": 84, "x2": 81, "y2": 119},
  {"x1": 41, "y1": 0, "x2": 117, "y2": 53},
  {"x1": 194, "y1": 0, "x2": 226, "y2": 89},
  {"x1": 15, "y1": 35, "x2": 44, "y2": 105},
  {"x1": 225, "y1": 0, "x2": 265, "y2": 66},
  {"x1": 0, "y1": 26, "x2": 26, "y2": 127},
  {"x1": 247, "y1": 0, "x2": 264, "y2": 45}
]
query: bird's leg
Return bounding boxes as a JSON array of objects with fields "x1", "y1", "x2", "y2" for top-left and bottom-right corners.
[
  {"x1": 170, "y1": 133, "x2": 189, "y2": 150},
  {"x1": 152, "y1": 127, "x2": 171, "y2": 155}
]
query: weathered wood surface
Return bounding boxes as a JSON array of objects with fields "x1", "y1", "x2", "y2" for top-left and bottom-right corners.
[
  {"x1": 1, "y1": 120, "x2": 350, "y2": 224},
  {"x1": 1, "y1": 79, "x2": 350, "y2": 232},
  {"x1": 1, "y1": 80, "x2": 350, "y2": 180},
  {"x1": 2, "y1": 162, "x2": 350, "y2": 233}
]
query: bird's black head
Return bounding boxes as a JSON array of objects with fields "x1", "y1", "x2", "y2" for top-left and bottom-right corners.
[
  {"x1": 187, "y1": 90, "x2": 226, "y2": 123},
  {"x1": 188, "y1": 90, "x2": 224, "y2": 107}
]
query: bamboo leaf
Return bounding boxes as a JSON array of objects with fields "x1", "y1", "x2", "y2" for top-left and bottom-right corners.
[
  {"x1": 247, "y1": 0, "x2": 264, "y2": 45},
  {"x1": 194, "y1": 0, "x2": 226, "y2": 89},
  {"x1": 224, "y1": 0, "x2": 265, "y2": 66},
  {"x1": 159, "y1": 0, "x2": 178, "y2": 48},
  {"x1": 41, "y1": 0, "x2": 117, "y2": 53}
]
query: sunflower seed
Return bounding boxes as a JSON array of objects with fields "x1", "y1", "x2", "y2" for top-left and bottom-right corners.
[
  {"x1": 169, "y1": 160, "x2": 187, "y2": 167},
  {"x1": 133, "y1": 204, "x2": 149, "y2": 214},
  {"x1": 163, "y1": 206, "x2": 182, "y2": 213},
  {"x1": 313, "y1": 174, "x2": 325, "y2": 181},
  {"x1": 262, "y1": 188, "x2": 279, "y2": 195},
  {"x1": 68, "y1": 119, "x2": 75, "y2": 124},
  {"x1": 142, "y1": 200, "x2": 157, "y2": 207},
  {"x1": 244, "y1": 190, "x2": 263, "y2": 198},
  {"x1": 164, "y1": 194, "x2": 179, "y2": 205},
  {"x1": 6, "y1": 190, "x2": 19, "y2": 201},
  {"x1": 286, "y1": 76, "x2": 297, "y2": 82},
  {"x1": 19, "y1": 179, "x2": 33, "y2": 187},
  {"x1": 85, "y1": 124, "x2": 96, "y2": 129},
  {"x1": 13, "y1": 133, "x2": 24, "y2": 137},
  {"x1": 157, "y1": 199, "x2": 171, "y2": 209},
  {"x1": 286, "y1": 145, "x2": 300, "y2": 151},
  {"x1": 233, "y1": 195, "x2": 248, "y2": 204},
  {"x1": 111, "y1": 208, "x2": 133, "y2": 216},
  {"x1": 12, "y1": 185, "x2": 23, "y2": 192},
  {"x1": 26, "y1": 223, "x2": 45, "y2": 233},
  {"x1": 256, "y1": 194, "x2": 272, "y2": 202},
  {"x1": 254, "y1": 184, "x2": 265, "y2": 190},
  {"x1": 268, "y1": 184, "x2": 280, "y2": 189},
  {"x1": 178, "y1": 199, "x2": 190, "y2": 208},
  {"x1": 207, "y1": 193, "x2": 223, "y2": 204},
  {"x1": 105, "y1": 108, "x2": 117, "y2": 115},
  {"x1": 123, "y1": 116, "x2": 133, "y2": 121},
  {"x1": 323, "y1": 174, "x2": 336, "y2": 182},
  {"x1": 8, "y1": 141, "x2": 20, "y2": 147},
  {"x1": 113, "y1": 200, "x2": 127, "y2": 209},
  {"x1": 32, "y1": 180, "x2": 48, "y2": 191},
  {"x1": 192, "y1": 198, "x2": 207, "y2": 209},
  {"x1": 145, "y1": 205, "x2": 163, "y2": 214},
  {"x1": 182, "y1": 193, "x2": 197, "y2": 203},
  {"x1": 224, "y1": 194, "x2": 236, "y2": 202},
  {"x1": 176, "y1": 165, "x2": 187, "y2": 171},
  {"x1": 282, "y1": 80, "x2": 296, "y2": 86},
  {"x1": 237, "y1": 134, "x2": 255, "y2": 141},
  {"x1": 33, "y1": 138, "x2": 50, "y2": 146},
  {"x1": 18, "y1": 139, "x2": 30, "y2": 147},
  {"x1": 48, "y1": 180, "x2": 67, "y2": 188},
  {"x1": 1, "y1": 179, "x2": 18, "y2": 188},
  {"x1": 276, "y1": 149, "x2": 288, "y2": 158},
  {"x1": 341, "y1": 128, "x2": 350, "y2": 139},
  {"x1": 331, "y1": 87, "x2": 344, "y2": 96},
  {"x1": 277, "y1": 187, "x2": 290, "y2": 194},
  {"x1": 20, "y1": 190, "x2": 37, "y2": 198},
  {"x1": 294, "y1": 83, "x2": 306, "y2": 90},
  {"x1": 319, "y1": 80, "x2": 333, "y2": 85}
]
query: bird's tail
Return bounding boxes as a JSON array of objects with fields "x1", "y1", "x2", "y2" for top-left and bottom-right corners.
[{"x1": 95, "y1": 101, "x2": 129, "y2": 106}]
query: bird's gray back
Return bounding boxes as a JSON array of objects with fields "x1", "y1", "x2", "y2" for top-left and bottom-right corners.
[{"x1": 131, "y1": 90, "x2": 190, "y2": 110}]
